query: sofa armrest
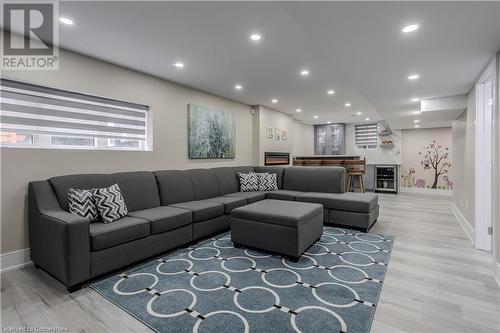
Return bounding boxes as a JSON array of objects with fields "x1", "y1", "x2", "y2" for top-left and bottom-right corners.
[{"x1": 28, "y1": 181, "x2": 90, "y2": 288}]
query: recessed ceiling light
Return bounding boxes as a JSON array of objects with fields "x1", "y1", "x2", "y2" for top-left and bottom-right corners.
[
  {"x1": 327, "y1": 90, "x2": 335, "y2": 95},
  {"x1": 59, "y1": 17, "x2": 74, "y2": 25},
  {"x1": 411, "y1": 97, "x2": 420, "y2": 102},
  {"x1": 234, "y1": 84, "x2": 243, "y2": 90},
  {"x1": 356, "y1": 111, "x2": 362, "y2": 115},
  {"x1": 408, "y1": 74, "x2": 420, "y2": 80},
  {"x1": 414, "y1": 125, "x2": 420, "y2": 128},
  {"x1": 414, "y1": 119, "x2": 420, "y2": 123},
  {"x1": 365, "y1": 117, "x2": 370, "y2": 121},
  {"x1": 174, "y1": 62, "x2": 184, "y2": 68},
  {"x1": 271, "y1": 99, "x2": 278, "y2": 104},
  {"x1": 296, "y1": 108, "x2": 302, "y2": 112},
  {"x1": 327, "y1": 121, "x2": 331, "y2": 124},
  {"x1": 313, "y1": 115, "x2": 319, "y2": 119},
  {"x1": 345, "y1": 103, "x2": 351, "y2": 107},
  {"x1": 300, "y1": 69, "x2": 310, "y2": 76},
  {"x1": 413, "y1": 111, "x2": 421, "y2": 115},
  {"x1": 250, "y1": 33, "x2": 261, "y2": 41},
  {"x1": 402, "y1": 24, "x2": 419, "y2": 33}
]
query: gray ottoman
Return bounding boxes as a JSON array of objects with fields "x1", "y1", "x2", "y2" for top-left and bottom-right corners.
[{"x1": 230, "y1": 199, "x2": 323, "y2": 261}]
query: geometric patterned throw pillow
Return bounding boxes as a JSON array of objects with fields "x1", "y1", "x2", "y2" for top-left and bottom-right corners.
[
  {"x1": 257, "y1": 172, "x2": 278, "y2": 191},
  {"x1": 91, "y1": 184, "x2": 128, "y2": 223},
  {"x1": 68, "y1": 188, "x2": 99, "y2": 222},
  {"x1": 238, "y1": 172, "x2": 259, "y2": 192}
]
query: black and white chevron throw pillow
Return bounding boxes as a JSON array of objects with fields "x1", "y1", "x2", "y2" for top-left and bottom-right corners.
[
  {"x1": 257, "y1": 173, "x2": 278, "y2": 191},
  {"x1": 238, "y1": 172, "x2": 259, "y2": 192},
  {"x1": 92, "y1": 184, "x2": 128, "y2": 223},
  {"x1": 68, "y1": 188, "x2": 99, "y2": 222}
]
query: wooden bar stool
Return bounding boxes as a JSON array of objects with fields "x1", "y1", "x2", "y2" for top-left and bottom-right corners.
[{"x1": 345, "y1": 160, "x2": 366, "y2": 193}]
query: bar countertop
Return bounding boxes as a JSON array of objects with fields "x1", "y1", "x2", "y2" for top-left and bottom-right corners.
[{"x1": 293, "y1": 155, "x2": 361, "y2": 158}]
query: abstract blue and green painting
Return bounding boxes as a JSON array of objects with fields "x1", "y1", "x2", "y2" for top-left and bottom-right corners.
[{"x1": 188, "y1": 104, "x2": 235, "y2": 159}]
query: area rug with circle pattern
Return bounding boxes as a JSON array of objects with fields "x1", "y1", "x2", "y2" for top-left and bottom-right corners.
[{"x1": 90, "y1": 227, "x2": 394, "y2": 333}]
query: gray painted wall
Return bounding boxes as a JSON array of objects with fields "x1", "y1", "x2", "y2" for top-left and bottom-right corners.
[
  {"x1": 292, "y1": 120, "x2": 314, "y2": 157},
  {"x1": 253, "y1": 105, "x2": 294, "y2": 166},
  {"x1": 1, "y1": 48, "x2": 254, "y2": 254},
  {"x1": 452, "y1": 90, "x2": 476, "y2": 229}
]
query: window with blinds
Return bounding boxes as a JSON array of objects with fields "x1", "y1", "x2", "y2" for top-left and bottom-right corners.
[
  {"x1": 0, "y1": 79, "x2": 151, "y2": 150},
  {"x1": 354, "y1": 123, "x2": 378, "y2": 149}
]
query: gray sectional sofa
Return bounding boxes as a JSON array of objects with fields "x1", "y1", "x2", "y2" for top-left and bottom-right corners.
[{"x1": 28, "y1": 166, "x2": 378, "y2": 291}]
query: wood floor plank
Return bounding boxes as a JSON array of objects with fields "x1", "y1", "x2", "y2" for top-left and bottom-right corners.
[{"x1": 1, "y1": 193, "x2": 499, "y2": 332}]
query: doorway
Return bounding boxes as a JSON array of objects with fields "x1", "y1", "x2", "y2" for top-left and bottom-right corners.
[{"x1": 475, "y1": 61, "x2": 495, "y2": 251}]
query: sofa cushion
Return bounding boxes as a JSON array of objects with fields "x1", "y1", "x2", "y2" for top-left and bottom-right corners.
[
  {"x1": 238, "y1": 172, "x2": 259, "y2": 192},
  {"x1": 283, "y1": 166, "x2": 345, "y2": 193},
  {"x1": 211, "y1": 167, "x2": 238, "y2": 195},
  {"x1": 206, "y1": 196, "x2": 247, "y2": 214},
  {"x1": 112, "y1": 171, "x2": 160, "y2": 212},
  {"x1": 92, "y1": 184, "x2": 128, "y2": 223},
  {"x1": 295, "y1": 192, "x2": 378, "y2": 213},
  {"x1": 231, "y1": 199, "x2": 323, "y2": 227},
  {"x1": 307, "y1": 167, "x2": 346, "y2": 193},
  {"x1": 257, "y1": 173, "x2": 278, "y2": 191},
  {"x1": 282, "y1": 167, "x2": 309, "y2": 192},
  {"x1": 154, "y1": 170, "x2": 195, "y2": 205},
  {"x1": 68, "y1": 188, "x2": 99, "y2": 222},
  {"x1": 232, "y1": 166, "x2": 255, "y2": 191},
  {"x1": 49, "y1": 174, "x2": 114, "y2": 211},
  {"x1": 224, "y1": 191, "x2": 266, "y2": 204},
  {"x1": 128, "y1": 206, "x2": 192, "y2": 234},
  {"x1": 169, "y1": 200, "x2": 224, "y2": 222},
  {"x1": 187, "y1": 169, "x2": 220, "y2": 200},
  {"x1": 254, "y1": 166, "x2": 285, "y2": 189},
  {"x1": 90, "y1": 216, "x2": 150, "y2": 251},
  {"x1": 266, "y1": 190, "x2": 304, "y2": 201}
]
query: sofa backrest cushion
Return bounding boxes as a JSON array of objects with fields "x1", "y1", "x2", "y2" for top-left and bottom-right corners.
[
  {"x1": 187, "y1": 169, "x2": 221, "y2": 200},
  {"x1": 211, "y1": 167, "x2": 238, "y2": 195},
  {"x1": 232, "y1": 166, "x2": 255, "y2": 191},
  {"x1": 308, "y1": 167, "x2": 346, "y2": 193},
  {"x1": 154, "y1": 170, "x2": 195, "y2": 205},
  {"x1": 48, "y1": 174, "x2": 114, "y2": 211},
  {"x1": 111, "y1": 171, "x2": 160, "y2": 212},
  {"x1": 283, "y1": 166, "x2": 345, "y2": 193},
  {"x1": 254, "y1": 166, "x2": 285, "y2": 189},
  {"x1": 282, "y1": 167, "x2": 310, "y2": 192}
]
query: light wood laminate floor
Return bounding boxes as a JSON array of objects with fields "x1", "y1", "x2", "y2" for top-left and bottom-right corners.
[{"x1": 1, "y1": 193, "x2": 499, "y2": 332}]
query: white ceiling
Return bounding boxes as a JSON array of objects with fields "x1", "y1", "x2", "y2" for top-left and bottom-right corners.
[{"x1": 33, "y1": 2, "x2": 500, "y2": 128}]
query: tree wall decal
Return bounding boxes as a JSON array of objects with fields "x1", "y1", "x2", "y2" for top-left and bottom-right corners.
[{"x1": 418, "y1": 140, "x2": 452, "y2": 189}]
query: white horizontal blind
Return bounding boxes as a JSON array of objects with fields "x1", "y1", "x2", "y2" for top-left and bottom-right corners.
[
  {"x1": 0, "y1": 79, "x2": 151, "y2": 150},
  {"x1": 355, "y1": 123, "x2": 378, "y2": 148}
]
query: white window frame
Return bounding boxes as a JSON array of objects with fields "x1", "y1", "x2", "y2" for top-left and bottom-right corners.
[{"x1": 0, "y1": 79, "x2": 153, "y2": 151}]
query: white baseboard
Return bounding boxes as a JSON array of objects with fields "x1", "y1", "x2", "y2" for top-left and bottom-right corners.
[
  {"x1": 1, "y1": 248, "x2": 32, "y2": 273},
  {"x1": 451, "y1": 203, "x2": 475, "y2": 244},
  {"x1": 400, "y1": 187, "x2": 453, "y2": 196}
]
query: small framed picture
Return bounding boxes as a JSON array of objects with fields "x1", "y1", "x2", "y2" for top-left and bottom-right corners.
[
  {"x1": 282, "y1": 129, "x2": 288, "y2": 140},
  {"x1": 266, "y1": 127, "x2": 274, "y2": 138},
  {"x1": 275, "y1": 128, "x2": 281, "y2": 141}
]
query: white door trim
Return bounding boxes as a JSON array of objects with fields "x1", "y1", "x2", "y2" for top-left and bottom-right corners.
[{"x1": 475, "y1": 59, "x2": 496, "y2": 251}]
